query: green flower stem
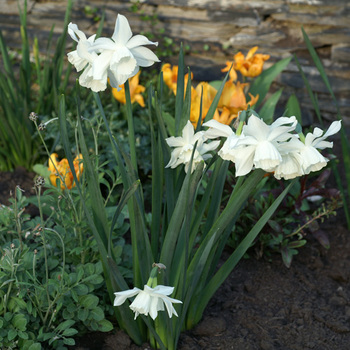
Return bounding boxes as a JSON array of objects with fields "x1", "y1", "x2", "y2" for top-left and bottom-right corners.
[
  {"x1": 236, "y1": 120, "x2": 244, "y2": 135},
  {"x1": 146, "y1": 266, "x2": 159, "y2": 287},
  {"x1": 35, "y1": 185, "x2": 51, "y2": 319},
  {"x1": 298, "y1": 132, "x2": 306, "y2": 143},
  {"x1": 13, "y1": 188, "x2": 23, "y2": 251},
  {"x1": 124, "y1": 80, "x2": 138, "y2": 173}
]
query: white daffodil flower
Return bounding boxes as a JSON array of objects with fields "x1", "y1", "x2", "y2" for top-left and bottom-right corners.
[
  {"x1": 274, "y1": 120, "x2": 341, "y2": 179},
  {"x1": 67, "y1": 23, "x2": 107, "y2": 92},
  {"x1": 299, "y1": 120, "x2": 341, "y2": 174},
  {"x1": 165, "y1": 121, "x2": 220, "y2": 173},
  {"x1": 273, "y1": 137, "x2": 305, "y2": 180},
  {"x1": 203, "y1": 119, "x2": 241, "y2": 163},
  {"x1": 89, "y1": 14, "x2": 160, "y2": 90},
  {"x1": 231, "y1": 115, "x2": 297, "y2": 176},
  {"x1": 114, "y1": 285, "x2": 182, "y2": 320}
]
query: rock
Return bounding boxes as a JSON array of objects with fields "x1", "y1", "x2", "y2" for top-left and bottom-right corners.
[{"x1": 332, "y1": 44, "x2": 350, "y2": 63}]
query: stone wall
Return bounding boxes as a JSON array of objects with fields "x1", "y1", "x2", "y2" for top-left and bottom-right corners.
[{"x1": 1, "y1": 0, "x2": 349, "y2": 125}]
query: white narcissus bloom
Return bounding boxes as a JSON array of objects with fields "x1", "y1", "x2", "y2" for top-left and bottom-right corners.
[
  {"x1": 166, "y1": 121, "x2": 220, "y2": 173},
  {"x1": 114, "y1": 285, "x2": 182, "y2": 320},
  {"x1": 227, "y1": 115, "x2": 297, "y2": 176},
  {"x1": 67, "y1": 15, "x2": 159, "y2": 92},
  {"x1": 204, "y1": 116, "x2": 297, "y2": 176},
  {"x1": 299, "y1": 120, "x2": 342, "y2": 174},
  {"x1": 67, "y1": 23, "x2": 107, "y2": 92},
  {"x1": 273, "y1": 137, "x2": 305, "y2": 180},
  {"x1": 203, "y1": 119, "x2": 241, "y2": 163},
  {"x1": 274, "y1": 120, "x2": 341, "y2": 180},
  {"x1": 89, "y1": 14, "x2": 160, "y2": 90}
]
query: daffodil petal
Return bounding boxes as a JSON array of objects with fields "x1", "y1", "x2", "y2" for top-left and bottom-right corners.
[
  {"x1": 127, "y1": 34, "x2": 158, "y2": 49},
  {"x1": 113, "y1": 287, "x2": 141, "y2": 306},
  {"x1": 112, "y1": 14, "x2": 133, "y2": 44},
  {"x1": 131, "y1": 46, "x2": 161, "y2": 67}
]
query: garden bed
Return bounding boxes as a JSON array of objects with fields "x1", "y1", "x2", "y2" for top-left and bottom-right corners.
[
  {"x1": 1, "y1": 169, "x2": 349, "y2": 350},
  {"x1": 70, "y1": 222, "x2": 350, "y2": 350}
]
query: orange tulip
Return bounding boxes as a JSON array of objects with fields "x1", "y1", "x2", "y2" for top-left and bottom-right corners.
[
  {"x1": 162, "y1": 63, "x2": 193, "y2": 96},
  {"x1": 48, "y1": 153, "x2": 83, "y2": 190},
  {"x1": 214, "y1": 81, "x2": 259, "y2": 125},
  {"x1": 223, "y1": 46, "x2": 270, "y2": 79},
  {"x1": 234, "y1": 46, "x2": 270, "y2": 78},
  {"x1": 112, "y1": 71, "x2": 146, "y2": 107},
  {"x1": 221, "y1": 62, "x2": 238, "y2": 82}
]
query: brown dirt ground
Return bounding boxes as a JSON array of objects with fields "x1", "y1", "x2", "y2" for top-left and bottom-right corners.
[{"x1": 1, "y1": 168, "x2": 350, "y2": 350}]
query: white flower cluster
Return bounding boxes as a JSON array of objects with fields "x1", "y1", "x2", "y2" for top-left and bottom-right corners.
[
  {"x1": 166, "y1": 116, "x2": 341, "y2": 179},
  {"x1": 67, "y1": 14, "x2": 160, "y2": 92}
]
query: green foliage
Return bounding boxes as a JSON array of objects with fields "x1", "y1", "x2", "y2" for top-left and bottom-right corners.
[
  {"x1": 296, "y1": 27, "x2": 350, "y2": 229},
  {"x1": 229, "y1": 170, "x2": 342, "y2": 267},
  {"x1": 0, "y1": 0, "x2": 73, "y2": 171},
  {"x1": 0, "y1": 176, "x2": 125, "y2": 348}
]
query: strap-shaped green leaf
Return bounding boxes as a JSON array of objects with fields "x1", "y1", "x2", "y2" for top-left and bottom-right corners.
[
  {"x1": 190, "y1": 179, "x2": 296, "y2": 326},
  {"x1": 250, "y1": 56, "x2": 292, "y2": 108},
  {"x1": 258, "y1": 88, "x2": 283, "y2": 124}
]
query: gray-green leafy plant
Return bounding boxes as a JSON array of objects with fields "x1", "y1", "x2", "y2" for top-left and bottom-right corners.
[{"x1": 0, "y1": 183, "x2": 117, "y2": 349}]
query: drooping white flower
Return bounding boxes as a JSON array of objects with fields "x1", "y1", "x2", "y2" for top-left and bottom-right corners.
[
  {"x1": 166, "y1": 121, "x2": 220, "y2": 173},
  {"x1": 273, "y1": 137, "x2": 305, "y2": 180},
  {"x1": 203, "y1": 119, "x2": 241, "y2": 163},
  {"x1": 231, "y1": 115, "x2": 297, "y2": 176},
  {"x1": 299, "y1": 120, "x2": 341, "y2": 174},
  {"x1": 274, "y1": 120, "x2": 342, "y2": 179},
  {"x1": 114, "y1": 285, "x2": 182, "y2": 320},
  {"x1": 89, "y1": 14, "x2": 160, "y2": 90},
  {"x1": 67, "y1": 23, "x2": 107, "y2": 92}
]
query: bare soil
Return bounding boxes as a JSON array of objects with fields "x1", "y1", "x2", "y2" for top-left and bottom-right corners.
[{"x1": 1, "y1": 168, "x2": 350, "y2": 350}]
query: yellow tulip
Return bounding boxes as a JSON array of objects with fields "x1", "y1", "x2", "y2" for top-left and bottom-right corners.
[
  {"x1": 161, "y1": 63, "x2": 193, "y2": 96},
  {"x1": 190, "y1": 82, "x2": 219, "y2": 126},
  {"x1": 112, "y1": 71, "x2": 146, "y2": 107},
  {"x1": 48, "y1": 153, "x2": 83, "y2": 190}
]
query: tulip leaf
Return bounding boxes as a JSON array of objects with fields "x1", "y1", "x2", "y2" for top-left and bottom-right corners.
[
  {"x1": 285, "y1": 94, "x2": 302, "y2": 124},
  {"x1": 301, "y1": 27, "x2": 350, "y2": 228},
  {"x1": 175, "y1": 44, "x2": 185, "y2": 136},
  {"x1": 205, "y1": 69, "x2": 231, "y2": 123},
  {"x1": 258, "y1": 88, "x2": 283, "y2": 124},
  {"x1": 250, "y1": 56, "x2": 292, "y2": 108}
]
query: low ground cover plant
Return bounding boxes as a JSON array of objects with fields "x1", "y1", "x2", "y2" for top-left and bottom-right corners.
[{"x1": 0, "y1": 3, "x2": 348, "y2": 350}]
